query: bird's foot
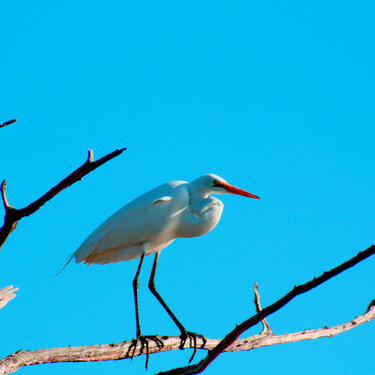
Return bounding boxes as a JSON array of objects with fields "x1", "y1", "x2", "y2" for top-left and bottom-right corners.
[
  {"x1": 127, "y1": 334, "x2": 164, "y2": 369},
  {"x1": 179, "y1": 331, "x2": 207, "y2": 363}
]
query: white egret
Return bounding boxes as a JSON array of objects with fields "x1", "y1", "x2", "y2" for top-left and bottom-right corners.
[{"x1": 60, "y1": 174, "x2": 260, "y2": 363}]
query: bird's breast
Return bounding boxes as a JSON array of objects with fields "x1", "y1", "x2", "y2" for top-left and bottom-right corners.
[{"x1": 177, "y1": 197, "x2": 223, "y2": 238}]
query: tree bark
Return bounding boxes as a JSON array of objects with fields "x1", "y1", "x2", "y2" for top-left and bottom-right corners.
[{"x1": 0, "y1": 303, "x2": 374, "y2": 375}]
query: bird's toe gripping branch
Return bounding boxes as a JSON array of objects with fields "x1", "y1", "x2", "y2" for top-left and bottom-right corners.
[
  {"x1": 126, "y1": 335, "x2": 164, "y2": 369},
  {"x1": 179, "y1": 331, "x2": 207, "y2": 363}
]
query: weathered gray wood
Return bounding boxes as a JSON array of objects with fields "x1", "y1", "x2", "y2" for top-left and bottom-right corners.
[
  {"x1": 1, "y1": 304, "x2": 374, "y2": 375},
  {"x1": 0, "y1": 286, "x2": 18, "y2": 310}
]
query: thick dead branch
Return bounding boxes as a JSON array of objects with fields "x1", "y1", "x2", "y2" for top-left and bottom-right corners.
[
  {"x1": 0, "y1": 302, "x2": 374, "y2": 375},
  {"x1": 0, "y1": 119, "x2": 17, "y2": 129},
  {"x1": 0, "y1": 148, "x2": 126, "y2": 249},
  {"x1": 0, "y1": 286, "x2": 18, "y2": 310},
  {"x1": 159, "y1": 244, "x2": 375, "y2": 375},
  {"x1": 0, "y1": 245, "x2": 374, "y2": 375}
]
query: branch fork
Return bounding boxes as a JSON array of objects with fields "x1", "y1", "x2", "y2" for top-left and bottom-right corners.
[{"x1": 0, "y1": 148, "x2": 126, "y2": 249}]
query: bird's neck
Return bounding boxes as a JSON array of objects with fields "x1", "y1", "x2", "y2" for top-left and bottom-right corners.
[
  {"x1": 189, "y1": 194, "x2": 213, "y2": 217},
  {"x1": 178, "y1": 194, "x2": 223, "y2": 238}
]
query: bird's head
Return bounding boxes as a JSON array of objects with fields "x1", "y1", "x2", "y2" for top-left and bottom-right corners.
[{"x1": 190, "y1": 174, "x2": 260, "y2": 199}]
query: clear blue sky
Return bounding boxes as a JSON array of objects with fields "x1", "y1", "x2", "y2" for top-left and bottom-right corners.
[{"x1": 1, "y1": 1, "x2": 374, "y2": 374}]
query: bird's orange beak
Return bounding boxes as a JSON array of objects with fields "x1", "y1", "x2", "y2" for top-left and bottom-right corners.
[{"x1": 221, "y1": 182, "x2": 260, "y2": 199}]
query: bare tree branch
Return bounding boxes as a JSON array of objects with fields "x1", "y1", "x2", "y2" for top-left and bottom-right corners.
[
  {"x1": 0, "y1": 148, "x2": 126, "y2": 249},
  {"x1": 0, "y1": 119, "x2": 17, "y2": 129},
  {"x1": 0, "y1": 245, "x2": 374, "y2": 375},
  {"x1": 0, "y1": 301, "x2": 374, "y2": 375},
  {"x1": 158, "y1": 244, "x2": 375, "y2": 375},
  {"x1": 0, "y1": 286, "x2": 19, "y2": 310}
]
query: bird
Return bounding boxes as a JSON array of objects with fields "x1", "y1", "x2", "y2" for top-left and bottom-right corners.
[{"x1": 60, "y1": 174, "x2": 260, "y2": 364}]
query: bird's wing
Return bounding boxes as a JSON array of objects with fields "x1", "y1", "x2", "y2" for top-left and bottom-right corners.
[
  {"x1": 72, "y1": 181, "x2": 189, "y2": 265},
  {"x1": 152, "y1": 196, "x2": 172, "y2": 205}
]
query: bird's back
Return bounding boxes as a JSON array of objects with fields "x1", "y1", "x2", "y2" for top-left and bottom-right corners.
[{"x1": 73, "y1": 180, "x2": 190, "y2": 265}]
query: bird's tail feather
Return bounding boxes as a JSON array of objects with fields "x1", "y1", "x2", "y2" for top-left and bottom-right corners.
[{"x1": 55, "y1": 253, "x2": 75, "y2": 277}]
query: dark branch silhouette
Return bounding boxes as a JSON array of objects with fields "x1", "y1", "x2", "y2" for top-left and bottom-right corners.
[
  {"x1": 0, "y1": 119, "x2": 17, "y2": 129},
  {"x1": 0, "y1": 245, "x2": 374, "y2": 374},
  {"x1": 0, "y1": 148, "x2": 126, "y2": 249},
  {"x1": 158, "y1": 244, "x2": 375, "y2": 375}
]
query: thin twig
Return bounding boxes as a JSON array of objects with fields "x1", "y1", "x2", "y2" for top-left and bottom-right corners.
[
  {"x1": 0, "y1": 148, "x2": 126, "y2": 249},
  {"x1": 0, "y1": 119, "x2": 17, "y2": 129},
  {"x1": 158, "y1": 244, "x2": 375, "y2": 375},
  {"x1": 254, "y1": 282, "x2": 272, "y2": 334},
  {"x1": 1, "y1": 181, "x2": 11, "y2": 211}
]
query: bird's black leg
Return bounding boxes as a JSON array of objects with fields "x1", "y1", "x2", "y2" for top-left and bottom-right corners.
[
  {"x1": 148, "y1": 252, "x2": 206, "y2": 362},
  {"x1": 127, "y1": 252, "x2": 163, "y2": 369},
  {"x1": 133, "y1": 252, "x2": 145, "y2": 339},
  {"x1": 148, "y1": 252, "x2": 186, "y2": 334}
]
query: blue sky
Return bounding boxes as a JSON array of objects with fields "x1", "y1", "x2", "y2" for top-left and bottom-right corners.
[{"x1": 1, "y1": 1, "x2": 374, "y2": 374}]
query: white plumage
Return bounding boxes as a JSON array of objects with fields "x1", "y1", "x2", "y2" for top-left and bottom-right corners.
[
  {"x1": 64, "y1": 174, "x2": 259, "y2": 268},
  {"x1": 59, "y1": 174, "x2": 259, "y2": 354}
]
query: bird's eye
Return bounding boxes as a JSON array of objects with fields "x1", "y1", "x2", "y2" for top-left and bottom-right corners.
[{"x1": 212, "y1": 179, "x2": 222, "y2": 187}]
